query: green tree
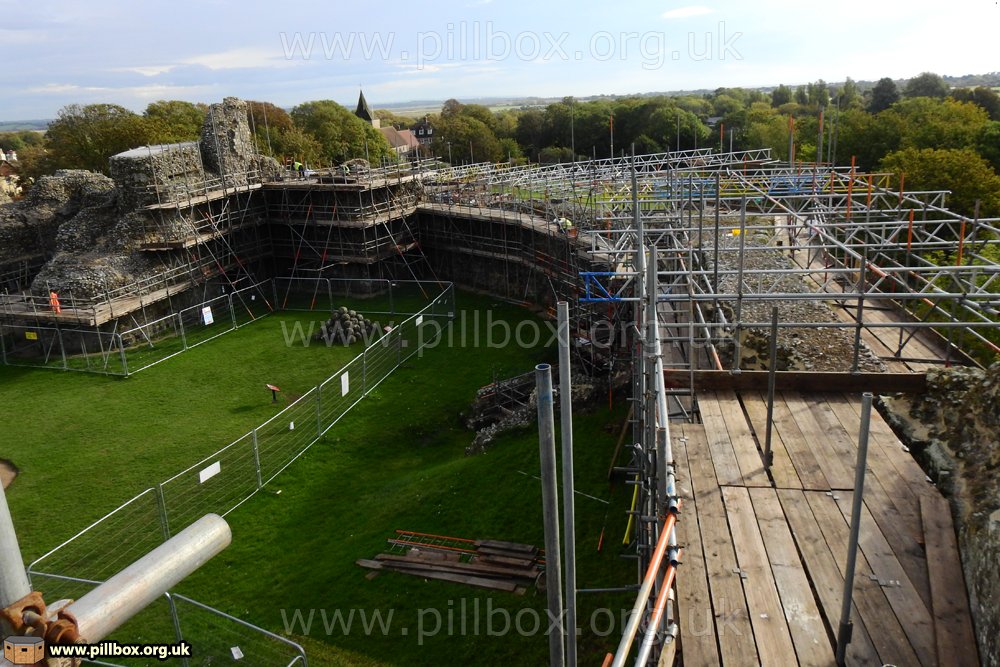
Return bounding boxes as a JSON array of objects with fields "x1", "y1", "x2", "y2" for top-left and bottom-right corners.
[
  {"x1": 904, "y1": 72, "x2": 949, "y2": 98},
  {"x1": 743, "y1": 103, "x2": 791, "y2": 159},
  {"x1": 143, "y1": 100, "x2": 206, "y2": 143},
  {"x1": 807, "y1": 80, "x2": 830, "y2": 108},
  {"x1": 291, "y1": 100, "x2": 392, "y2": 165},
  {"x1": 432, "y1": 113, "x2": 503, "y2": 163},
  {"x1": 711, "y1": 94, "x2": 743, "y2": 117},
  {"x1": 869, "y1": 77, "x2": 900, "y2": 113},
  {"x1": 0, "y1": 130, "x2": 45, "y2": 152},
  {"x1": 830, "y1": 108, "x2": 882, "y2": 169},
  {"x1": 45, "y1": 103, "x2": 155, "y2": 174},
  {"x1": 880, "y1": 147, "x2": 1000, "y2": 217},
  {"x1": 373, "y1": 109, "x2": 416, "y2": 129},
  {"x1": 950, "y1": 87, "x2": 1000, "y2": 121},
  {"x1": 673, "y1": 96, "x2": 712, "y2": 117},
  {"x1": 884, "y1": 98, "x2": 990, "y2": 150},
  {"x1": 835, "y1": 78, "x2": 862, "y2": 109},
  {"x1": 976, "y1": 122, "x2": 1000, "y2": 172},
  {"x1": 538, "y1": 146, "x2": 575, "y2": 163},
  {"x1": 497, "y1": 137, "x2": 524, "y2": 162},
  {"x1": 515, "y1": 109, "x2": 546, "y2": 161},
  {"x1": 771, "y1": 85, "x2": 792, "y2": 107}
]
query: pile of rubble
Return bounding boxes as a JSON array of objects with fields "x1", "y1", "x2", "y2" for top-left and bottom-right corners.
[
  {"x1": 704, "y1": 220, "x2": 884, "y2": 372},
  {"x1": 463, "y1": 369, "x2": 604, "y2": 455},
  {"x1": 313, "y1": 307, "x2": 380, "y2": 346}
]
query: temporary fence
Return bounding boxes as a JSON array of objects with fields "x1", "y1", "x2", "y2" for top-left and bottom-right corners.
[
  {"x1": 0, "y1": 280, "x2": 274, "y2": 377},
  {"x1": 26, "y1": 568, "x2": 306, "y2": 667},
  {"x1": 25, "y1": 281, "x2": 454, "y2": 664},
  {"x1": 0, "y1": 278, "x2": 450, "y2": 377}
]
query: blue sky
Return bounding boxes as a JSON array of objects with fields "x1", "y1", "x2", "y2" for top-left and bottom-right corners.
[{"x1": 1, "y1": 0, "x2": 997, "y2": 120}]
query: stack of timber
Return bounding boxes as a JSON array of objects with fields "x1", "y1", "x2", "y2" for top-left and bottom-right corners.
[{"x1": 357, "y1": 538, "x2": 544, "y2": 594}]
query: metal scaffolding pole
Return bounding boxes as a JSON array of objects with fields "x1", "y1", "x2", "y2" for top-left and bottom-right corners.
[
  {"x1": 535, "y1": 363, "x2": 565, "y2": 667},
  {"x1": 835, "y1": 393, "x2": 874, "y2": 666},
  {"x1": 557, "y1": 302, "x2": 577, "y2": 667}
]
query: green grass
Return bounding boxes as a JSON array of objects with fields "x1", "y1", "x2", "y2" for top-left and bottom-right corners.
[{"x1": 0, "y1": 293, "x2": 635, "y2": 665}]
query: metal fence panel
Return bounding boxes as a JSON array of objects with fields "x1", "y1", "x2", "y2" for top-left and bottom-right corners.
[
  {"x1": 27, "y1": 488, "x2": 166, "y2": 600},
  {"x1": 0, "y1": 324, "x2": 128, "y2": 375},
  {"x1": 255, "y1": 387, "x2": 321, "y2": 483},
  {"x1": 177, "y1": 294, "x2": 236, "y2": 350},
  {"x1": 273, "y1": 278, "x2": 333, "y2": 313},
  {"x1": 159, "y1": 432, "x2": 261, "y2": 534},
  {"x1": 118, "y1": 313, "x2": 186, "y2": 374},
  {"x1": 172, "y1": 595, "x2": 307, "y2": 667},
  {"x1": 317, "y1": 352, "x2": 366, "y2": 431},
  {"x1": 232, "y1": 281, "x2": 274, "y2": 328}
]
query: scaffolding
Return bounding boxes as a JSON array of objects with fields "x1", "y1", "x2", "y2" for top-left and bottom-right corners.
[{"x1": 424, "y1": 148, "x2": 1000, "y2": 666}]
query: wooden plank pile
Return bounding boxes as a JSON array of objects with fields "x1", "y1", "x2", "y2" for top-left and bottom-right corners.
[{"x1": 357, "y1": 539, "x2": 544, "y2": 595}]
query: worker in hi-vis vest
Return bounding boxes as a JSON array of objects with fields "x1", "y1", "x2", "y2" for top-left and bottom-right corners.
[{"x1": 49, "y1": 290, "x2": 61, "y2": 314}]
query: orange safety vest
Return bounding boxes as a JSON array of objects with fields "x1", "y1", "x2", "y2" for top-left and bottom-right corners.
[{"x1": 49, "y1": 291, "x2": 61, "y2": 314}]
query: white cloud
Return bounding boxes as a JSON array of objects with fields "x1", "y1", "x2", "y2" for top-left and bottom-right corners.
[
  {"x1": 113, "y1": 65, "x2": 177, "y2": 77},
  {"x1": 24, "y1": 83, "x2": 110, "y2": 94},
  {"x1": 181, "y1": 47, "x2": 296, "y2": 71},
  {"x1": 661, "y1": 5, "x2": 714, "y2": 19}
]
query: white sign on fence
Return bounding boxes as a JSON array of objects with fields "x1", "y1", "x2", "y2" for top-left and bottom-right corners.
[
  {"x1": 202, "y1": 306, "x2": 214, "y2": 325},
  {"x1": 341, "y1": 371, "x2": 350, "y2": 396},
  {"x1": 416, "y1": 315, "x2": 423, "y2": 326},
  {"x1": 199, "y1": 461, "x2": 221, "y2": 484}
]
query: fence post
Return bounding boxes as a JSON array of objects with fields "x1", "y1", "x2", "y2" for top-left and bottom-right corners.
[
  {"x1": 0, "y1": 326, "x2": 7, "y2": 366},
  {"x1": 177, "y1": 312, "x2": 188, "y2": 350},
  {"x1": 164, "y1": 593, "x2": 191, "y2": 667},
  {"x1": 362, "y1": 347, "x2": 368, "y2": 396},
  {"x1": 252, "y1": 428, "x2": 263, "y2": 489},
  {"x1": 315, "y1": 385, "x2": 323, "y2": 437},
  {"x1": 155, "y1": 484, "x2": 171, "y2": 541},
  {"x1": 228, "y1": 293, "x2": 237, "y2": 331},
  {"x1": 56, "y1": 328, "x2": 68, "y2": 370},
  {"x1": 118, "y1": 333, "x2": 129, "y2": 377}
]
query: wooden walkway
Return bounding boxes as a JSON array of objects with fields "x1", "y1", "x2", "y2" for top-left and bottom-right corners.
[{"x1": 673, "y1": 390, "x2": 979, "y2": 666}]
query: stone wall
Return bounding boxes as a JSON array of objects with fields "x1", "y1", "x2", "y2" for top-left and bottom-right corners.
[
  {"x1": 0, "y1": 170, "x2": 116, "y2": 266},
  {"x1": 200, "y1": 97, "x2": 258, "y2": 189},
  {"x1": 882, "y1": 364, "x2": 1000, "y2": 666},
  {"x1": 109, "y1": 142, "x2": 205, "y2": 210}
]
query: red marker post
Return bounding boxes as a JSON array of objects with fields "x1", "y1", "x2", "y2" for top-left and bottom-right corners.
[{"x1": 265, "y1": 384, "x2": 281, "y2": 403}]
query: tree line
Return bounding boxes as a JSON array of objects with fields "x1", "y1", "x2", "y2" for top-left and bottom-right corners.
[
  {"x1": 4, "y1": 71, "x2": 999, "y2": 216},
  {"x1": 2, "y1": 99, "x2": 395, "y2": 184}
]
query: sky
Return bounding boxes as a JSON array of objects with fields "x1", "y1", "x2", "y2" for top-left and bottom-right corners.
[{"x1": 1, "y1": 0, "x2": 997, "y2": 121}]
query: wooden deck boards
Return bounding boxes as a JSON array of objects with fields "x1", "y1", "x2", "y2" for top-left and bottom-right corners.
[
  {"x1": 920, "y1": 494, "x2": 980, "y2": 667},
  {"x1": 673, "y1": 391, "x2": 977, "y2": 666}
]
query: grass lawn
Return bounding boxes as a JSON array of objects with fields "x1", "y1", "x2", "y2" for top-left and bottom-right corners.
[{"x1": 0, "y1": 292, "x2": 635, "y2": 665}]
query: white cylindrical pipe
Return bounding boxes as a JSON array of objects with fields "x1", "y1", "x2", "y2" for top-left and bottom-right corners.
[
  {"x1": 0, "y1": 481, "x2": 30, "y2": 608},
  {"x1": 557, "y1": 302, "x2": 578, "y2": 667},
  {"x1": 69, "y1": 514, "x2": 231, "y2": 643}
]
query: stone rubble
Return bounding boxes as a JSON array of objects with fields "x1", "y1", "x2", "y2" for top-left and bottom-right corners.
[{"x1": 703, "y1": 219, "x2": 884, "y2": 373}]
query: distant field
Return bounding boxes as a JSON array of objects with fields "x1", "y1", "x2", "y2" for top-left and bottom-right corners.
[
  {"x1": 0, "y1": 123, "x2": 47, "y2": 132},
  {"x1": 0, "y1": 292, "x2": 634, "y2": 665}
]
